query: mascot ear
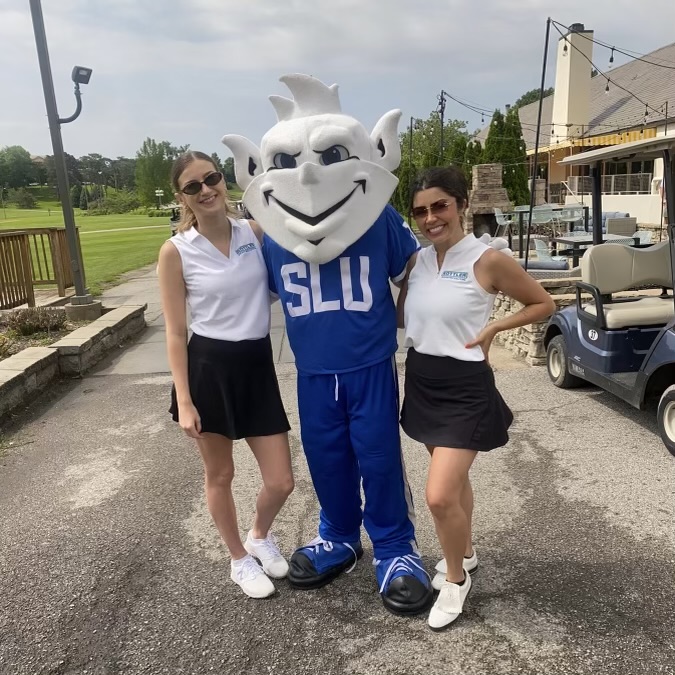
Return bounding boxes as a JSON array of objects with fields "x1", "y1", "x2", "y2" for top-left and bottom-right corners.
[
  {"x1": 370, "y1": 109, "x2": 402, "y2": 172},
  {"x1": 221, "y1": 134, "x2": 262, "y2": 191}
]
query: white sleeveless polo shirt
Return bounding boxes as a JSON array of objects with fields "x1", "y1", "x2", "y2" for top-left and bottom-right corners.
[
  {"x1": 169, "y1": 219, "x2": 270, "y2": 341},
  {"x1": 403, "y1": 235, "x2": 496, "y2": 361}
]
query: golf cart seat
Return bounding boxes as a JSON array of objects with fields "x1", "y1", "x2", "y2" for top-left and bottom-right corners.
[{"x1": 580, "y1": 241, "x2": 674, "y2": 330}]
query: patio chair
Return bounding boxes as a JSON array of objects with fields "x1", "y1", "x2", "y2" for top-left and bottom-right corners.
[
  {"x1": 533, "y1": 238, "x2": 567, "y2": 262},
  {"x1": 560, "y1": 206, "x2": 583, "y2": 232},
  {"x1": 493, "y1": 207, "x2": 513, "y2": 237}
]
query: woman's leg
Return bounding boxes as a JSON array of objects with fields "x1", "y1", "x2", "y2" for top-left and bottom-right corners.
[
  {"x1": 246, "y1": 433, "x2": 294, "y2": 538},
  {"x1": 196, "y1": 432, "x2": 246, "y2": 559},
  {"x1": 425, "y1": 446, "x2": 477, "y2": 583},
  {"x1": 461, "y1": 478, "x2": 474, "y2": 557}
]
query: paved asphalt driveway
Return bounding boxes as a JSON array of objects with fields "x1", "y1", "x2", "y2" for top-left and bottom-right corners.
[{"x1": 0, "y1": 267, "x2": 673, "y2": 675}]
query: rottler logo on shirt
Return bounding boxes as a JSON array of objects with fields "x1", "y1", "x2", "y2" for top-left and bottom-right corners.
[
  {"x1": 235, "y1": 243, "x2": 257, "y2": 256},
  {"x1": 440, "y1": 270, "x2": 468, "y2": 281}
]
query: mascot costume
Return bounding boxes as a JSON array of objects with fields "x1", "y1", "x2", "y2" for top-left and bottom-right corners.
[{"x1": 223, "y1": 74, "x2": 432, "y2": 616}]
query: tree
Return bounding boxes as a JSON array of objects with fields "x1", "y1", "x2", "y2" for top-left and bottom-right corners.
[
  {"x1": 481, "y1": 109, "x2": 529, "y2": 205},
  {"x1": 70, "y1": 183, "x2": 82, "y2": 206},
  {"x1": 44, "y1": 153, "x2": 82, "y2": 199},
  {"x1": 502, "y1": 108, "x2": 530, "y2": 205},
  {"x1": 79, "y1": 187, "x2": 89, "y2": 211},
  {"x1": 11, "y1": 188, "x2": 37, "y2": 209},
  {"x1": 33, "y1": 160, "x2": 48, "y2": 186},
  {"x1": 481, "y1": 110, "x2": 507, "y2": 164},
  {"x1": 113, "y1": 157, "x2": 137, "y2": 190},
  {"x1": 512, "y1": 87, "x2": 554, "y2": 110},
  {"x1": 463, "y1": 140, "x2": 483, "y2": 181},
  {"x1": 210, "y1": 152, "x2": 224, "y2": 173},
  {"x1": 393, "y1": 111, "x2": 472, "y2": 217},
  {"x1": 135, "y1": 138, "x2": 188, "y2": 207},
  {"x1": 0, "y1": 146, "x2": 36, "y2": 188},
  {"x1": 78, "y1": 153, "x2": 106, "y2": 185},
  {"x1": 222, "y1": 157, "x2": 236, "y2": 186}
]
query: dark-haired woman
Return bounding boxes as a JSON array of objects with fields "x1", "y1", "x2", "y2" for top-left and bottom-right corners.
[
  {"x1": 397, "y1": 166, "x2": 554, "y2": 630},
  {"x1": 158, "y1": 151, "x2": 293, "y2": 599}
]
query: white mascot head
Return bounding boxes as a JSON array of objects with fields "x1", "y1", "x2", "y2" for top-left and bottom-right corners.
[{"x1": 222, "y1": 74, "x2": 401, "y2": 264}]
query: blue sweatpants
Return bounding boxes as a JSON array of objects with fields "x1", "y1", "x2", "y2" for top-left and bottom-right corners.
[{"x1": 296, "y1": 357, "x2": 416, "y2": 560}]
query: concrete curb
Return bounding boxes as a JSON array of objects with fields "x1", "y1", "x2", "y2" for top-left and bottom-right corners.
[{"x1": 0, "y1": 304, "x2": 147, "y2": 421}]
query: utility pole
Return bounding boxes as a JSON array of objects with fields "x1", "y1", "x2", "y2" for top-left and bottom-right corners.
[{"x1": 437, "y1": 90, "x2": 448, "y2": 161}]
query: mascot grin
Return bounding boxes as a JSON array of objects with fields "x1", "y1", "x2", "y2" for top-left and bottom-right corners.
[{"x1": 222, "y1": 75, "x2": 401, "y2": 265}]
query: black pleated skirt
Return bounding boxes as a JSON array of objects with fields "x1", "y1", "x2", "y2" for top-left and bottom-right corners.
[
  {"x1": 400, "y1": 349, "x2": 513, "y2": 451},
  {"x1": 169, "y1": 333, "x2": 290, "y2": 440}
]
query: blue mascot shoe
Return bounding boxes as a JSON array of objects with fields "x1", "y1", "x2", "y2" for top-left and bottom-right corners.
[
  {"x1": 374, "y1": 552, "x2": 433, "y2": 615},
  {"x1": 288, "y1": 537, "x2": 363, "y2": 589}
]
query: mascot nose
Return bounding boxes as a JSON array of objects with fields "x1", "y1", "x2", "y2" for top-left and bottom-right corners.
[{"x1": 299, "y1": 163, "x2": 321, "y2": 186}]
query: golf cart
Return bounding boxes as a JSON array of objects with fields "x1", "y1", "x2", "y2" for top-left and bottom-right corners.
[{"x1": 543, "y1": 135, "x2": 675, "y2": 456}]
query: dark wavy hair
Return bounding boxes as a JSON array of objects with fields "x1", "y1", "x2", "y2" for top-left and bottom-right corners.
[{"x1": 409, "y1": 165, "x2": 469, "y2": 212}]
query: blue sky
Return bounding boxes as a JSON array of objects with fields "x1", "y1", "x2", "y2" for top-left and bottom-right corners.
[{"x1": 1, "y1": 0, "x2": 674, "y2": 161}]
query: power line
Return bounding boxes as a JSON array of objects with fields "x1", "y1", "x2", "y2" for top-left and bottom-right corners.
[
  {"x1": 551, "y1": 20, "x2": 675, "y2": 70},
  {"x1": 551, "y1": 22, "x2": 664, "y2": 117}
]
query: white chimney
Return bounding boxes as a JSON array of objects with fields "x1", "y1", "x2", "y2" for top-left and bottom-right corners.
[{"x1": 551, "y1": 23, "x2": 594, "y2": 143}]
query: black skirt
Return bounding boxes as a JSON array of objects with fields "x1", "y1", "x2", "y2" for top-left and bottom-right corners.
[
  {"x1": 400, "y1": 349, "x2": 513, "y2": 451},
  {"x1": 169, "y1": 333, "x2": 290, "y2": 440}
]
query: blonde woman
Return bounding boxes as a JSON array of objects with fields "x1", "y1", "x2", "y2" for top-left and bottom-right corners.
[{"x1": 158, "y1": 151, "x2": 293, "y2": 598}]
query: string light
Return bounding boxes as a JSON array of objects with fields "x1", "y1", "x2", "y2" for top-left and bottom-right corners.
[
  {"x1": 563, "y1": 39, "x2": 568, "y2": 57},
  {"x1": 609, "y1": 47, "x2": 615, "y2": 67},
  {"x1": 605, "y1": 79, "x2": 610, "y2": 94}
]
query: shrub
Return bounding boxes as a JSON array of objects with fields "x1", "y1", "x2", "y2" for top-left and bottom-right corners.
[
  {"x1": 0, "y1": 334, "x2": 11, "y2": 359},
  {"x1": 86, "y1": 190, "x2": 141, "y2": 215},
  {"x1": 6, "y1": 307, "x2": 67, "y2": 336},
  {"x1": 10, "y1": 188, "x2": 37, "y2": 209}
]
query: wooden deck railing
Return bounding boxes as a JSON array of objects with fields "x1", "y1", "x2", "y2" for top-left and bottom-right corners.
[
  {"x1": 0, "y1": 231, "x2": 35, "y2": 309},
  {"x1": 0, "y1": 227, "x2": 84, "y2": 299}
]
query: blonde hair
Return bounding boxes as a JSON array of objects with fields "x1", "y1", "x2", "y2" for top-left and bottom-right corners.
[{"x1": 170, "y1": 151, "x2": 238, "y2": 232}]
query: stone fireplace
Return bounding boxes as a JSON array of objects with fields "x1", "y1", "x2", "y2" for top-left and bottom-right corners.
[{"x1": 464, "y1": 164, "x2": 513, "y2": 237}]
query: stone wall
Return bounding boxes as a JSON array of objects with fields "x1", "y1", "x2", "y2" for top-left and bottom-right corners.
[
  {"x1": 0, "y1": 305, "x2": 146, "y2": 421},
  {"x1": 491, "y1": 279, "x2": 578, "y2": 366},
  {"x1": 491, "y1": 278, "x2": 667, "y2": 366},
  {"x1": 465, "y1": 164, "x2": 512, "y2": 235}
]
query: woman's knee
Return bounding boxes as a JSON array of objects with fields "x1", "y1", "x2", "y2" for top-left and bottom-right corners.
[
  {"x1": 205, "y1": 465, "x2": 235, "y2": 489},
  {"x1": 265, "y1": 473, "x2": 295, "y2": 499},
  {"x1": 426, "y1": 483, "x2": 462, "y2": 517}
]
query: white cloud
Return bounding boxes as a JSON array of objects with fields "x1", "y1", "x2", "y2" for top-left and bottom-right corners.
[{"x1": 0, "y1": 0, "x2": 674, "y2": 158}]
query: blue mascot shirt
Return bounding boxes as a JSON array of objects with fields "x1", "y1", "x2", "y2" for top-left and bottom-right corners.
[{"x1": 263, "y1": 205, "x2": 420, "y2": 375}]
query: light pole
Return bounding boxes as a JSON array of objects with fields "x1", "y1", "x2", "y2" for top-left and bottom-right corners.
[
  {"x1": 29, "y1": 0, "x2": 97, "y2": 313},
  {"x1": 155, "y1": 189, "x2": 164, "y2": 209}
]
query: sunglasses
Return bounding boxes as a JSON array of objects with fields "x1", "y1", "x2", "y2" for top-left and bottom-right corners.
[
  {"x1": 411, "y1": 199, "x2": 453, "y2": 221},
  {"x1": 180, "y1": 171, "x2": 224, "y2": 195}
]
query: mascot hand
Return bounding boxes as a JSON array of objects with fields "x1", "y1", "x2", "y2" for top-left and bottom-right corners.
[{"x1": 478, "y1": 233, "x2": 513, "y2": 257}]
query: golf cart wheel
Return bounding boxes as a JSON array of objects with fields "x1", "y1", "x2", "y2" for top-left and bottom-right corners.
[
  {"x1": 657, "y1": 385, "x2": 675, "y2": 458},
  {"x1": 546, "y1": 335, "x2": 582, "y2": 389}
]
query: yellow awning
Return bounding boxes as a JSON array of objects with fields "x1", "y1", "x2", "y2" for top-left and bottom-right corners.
[{"x1": 527, "y1": 127, "x2": 658, "y2": 155}]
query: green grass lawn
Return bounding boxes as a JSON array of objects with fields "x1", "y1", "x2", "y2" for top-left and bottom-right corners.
[{"x1": 1, "y1": 207, "x2": 169, "y2": 295}]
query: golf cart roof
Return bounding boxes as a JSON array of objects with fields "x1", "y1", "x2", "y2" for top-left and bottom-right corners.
[{"x1": 560, "y1": 135, "x2": 675, "y2": 166}]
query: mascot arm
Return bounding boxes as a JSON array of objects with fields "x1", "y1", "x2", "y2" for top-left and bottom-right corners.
[
  {"x1": 386, "y1": 206, "x2": 421, "y2": 283},
  {"x1": 478, "y1": 233, "x2": 513, "y2": 257}
]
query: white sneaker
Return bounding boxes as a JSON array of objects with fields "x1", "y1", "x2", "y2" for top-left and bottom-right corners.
[
  {"x1": 244, "y1": 531, "x2": 289, "y2": 579},
  {"x1": 431, "y1": 550, "x2": 478, "y2": 591},
  {"x1": 428, "y1": 573, "x2": 472, "y2": 631},
  {"x1": 230, "y1": 555, "x2": 275, "y2": 598}
]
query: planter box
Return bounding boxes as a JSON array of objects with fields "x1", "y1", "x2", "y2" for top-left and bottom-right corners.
[{"x1": 0, "y1": 304, "x2": 146, "y2": 422}]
